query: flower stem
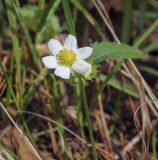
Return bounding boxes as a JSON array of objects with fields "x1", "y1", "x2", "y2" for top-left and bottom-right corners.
[
  {"x1": 80, "y1": 78, "x2": 98, "y2": 160},
  {"x1": 76, "y1": 79, "x2": 85, "y2": 139}
]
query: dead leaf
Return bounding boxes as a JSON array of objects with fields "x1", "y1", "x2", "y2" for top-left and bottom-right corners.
[{"x1": 0, "y1": 125, "x2": 43, "y2": 160}]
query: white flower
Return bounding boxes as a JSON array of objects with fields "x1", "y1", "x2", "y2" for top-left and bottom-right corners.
[{"x1": 42, "y1": 34, "x2": 93, "y2": 79}]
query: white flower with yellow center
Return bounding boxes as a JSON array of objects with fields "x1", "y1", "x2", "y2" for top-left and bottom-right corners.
[{"x1": 42, "y1": 34, "x2": 93, "y2": 79}]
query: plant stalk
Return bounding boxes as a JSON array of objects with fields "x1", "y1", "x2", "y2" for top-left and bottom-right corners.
[{"x1": 80, "y1": 78, "x2": 98, "y2": 160}]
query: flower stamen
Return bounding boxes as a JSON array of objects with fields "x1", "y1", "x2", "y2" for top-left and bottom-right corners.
[{"x1": 57, "y1": 49, "x2": 76, "y2": 66}]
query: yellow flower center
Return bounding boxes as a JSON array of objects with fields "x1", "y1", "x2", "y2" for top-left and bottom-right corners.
[{"x1": 57, "y1": 49, "x2": 76, "y2": 66}]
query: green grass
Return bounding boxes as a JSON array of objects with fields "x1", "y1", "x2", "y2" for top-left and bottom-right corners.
[
  {"x1": 0, "y1": 145, "x2": 20, "y2": 160},
  {"x1": 121, "y1": 0, "x2": 132, "y2": 43},
  {"x1": 10, "y1": 0, "x2": 42, "y2": 70},
  {"x1": 1, "y1": 0, "x2": 158, "y2": 159},
  {"x1": 6, "y1": 0, "x2": 22, "y2": 109},
  {"x1": 61, "y1": 0, "x2": 75, "y2": 35}
]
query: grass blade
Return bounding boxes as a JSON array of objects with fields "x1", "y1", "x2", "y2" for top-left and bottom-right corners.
[
  {"x1": 6, "y1": 0, "x2": 22, "y2": 108},
  {"x1": 139, "y1": 66, "x2": 158, "y2": 77},
  {"x1": 0, "y1": 62, "x2": 17, "y2": 106},
  {"x1": 61, "y1": 0, "x2": 75, "y2": 35},
  {"x1": 143, "y1": 40, "x2": 158, "y2": 53},
  {"x1": 99, "y1": 74, "x2": 139, "y2": 98},
  {"x1": 10, "y1": 0, "x2": 42, "y2": 70},
  {"x1": 70, "y1": 0, "x2": 106, "y2": 39},
  {"x1": 121, "y1": 0, "x2": 132, "y2": 43},
  {"x1": 133, "y1": 18, "x2": 158, "y2": 48},
  {"x1": 36, "y1": 0, "x2": 61, "y2": 33}
]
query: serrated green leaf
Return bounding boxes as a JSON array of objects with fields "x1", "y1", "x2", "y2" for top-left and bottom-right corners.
[{"x1": 92, "y1": 42, "x2": 144, "y2": 63}]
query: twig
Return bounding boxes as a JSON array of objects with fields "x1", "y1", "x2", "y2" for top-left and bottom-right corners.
[{"x1": 96, "y1": 78, "x2": 112, "y2": 151}]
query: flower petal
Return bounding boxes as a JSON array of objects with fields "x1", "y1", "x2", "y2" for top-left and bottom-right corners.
[
  {"x1": 77, "y1": 47, "x2": 93, "y2": 59},
  {"x1": 64, "y1": 34, "x2": 77, "y2": 51},
  {"x1": 54, "y1": 66, "x2": 70, "y2": 79},
  {"x1": 72, "y1": 59, "x2": 92, "y2": 74},
  {"x1": 42, "y1": 56, "x2": 58, "y2": 69},
  {"x1": 48, "y1": 39, "x2": 63, "y2": 55}
]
